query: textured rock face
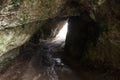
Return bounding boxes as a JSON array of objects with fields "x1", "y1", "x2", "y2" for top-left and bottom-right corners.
[
  {"x1": 64, "y1": 0, "x2": 120, "y2": 70},
  {"x1": 0, "y1": 0, "x2": 103, "y2": 57},
  {"x1": 0, "y1": 0, "x2": 65, "y2": 29},
  {"x1": 0, "y1": 0, "x2": 82, "y2": 58},
  {"x1": 88, "y1": 0, "x2": 120, "y2": 69},
  {"x1": 0, "y1": 20, "x2": 44, "y2": 70},
  {"x1": 0, "y1": 0, "x2": 120, "y2": 70},
  {"x1": 0, "y1": 0, "x2": 66, "y2": 64},
  {"x1": 0, "y1": 21, "x2": 43, "y2": 56}
]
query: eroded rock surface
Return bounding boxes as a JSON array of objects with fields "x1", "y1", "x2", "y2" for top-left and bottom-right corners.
[
  {"x1": 0, "y1": 0, "x2": 120, "y2": 72},
  {"x1": 64, "y1": 0, "x2": 120, "y2": 70},
  {"x1": 0, "y1": 0, "x2": 66, "y2": 66}
]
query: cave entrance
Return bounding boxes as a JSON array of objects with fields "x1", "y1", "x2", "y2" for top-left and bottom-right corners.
[
  {"x1": 54, "y1": 21, "x2": 68, "y2": 41},
  {"x1": 52, "y1": 20, "x2": 68, "y2": 45},
  {"x1": 0, "y1": 16, "x2": 102, "y2": 80}
]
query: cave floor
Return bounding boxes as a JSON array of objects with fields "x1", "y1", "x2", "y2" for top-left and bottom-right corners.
[{"x1": 0, "y1": 42, "x2": 120, "y2": 80}]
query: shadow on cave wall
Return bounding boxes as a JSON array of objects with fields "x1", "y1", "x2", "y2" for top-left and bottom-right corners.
[{"x1": 64, "y1": 15, "x2": 107, "y2": 70}]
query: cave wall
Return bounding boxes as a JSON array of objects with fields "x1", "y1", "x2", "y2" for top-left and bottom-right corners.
[
  {"x1": 88, "y1": 0, "x2": 120, "y2": 69},
  {"x1": 0, "y1": 0, "x2": 67, "y2": 67},
  {"x1": 0, "y1": 0, "x2": 106, "y2": 60},
  {"x1": 64, "y1": 16, "x2": 100, "y2": 69},
  {"x1": 0, "y1": 0, "x2": 120, "y2": 70},
  {"x1": 0, "y1": 0, "x2": 67, "y2": 56},
  {"x1": 64, "y1": 0, "x2": 120, "y2": 70}
]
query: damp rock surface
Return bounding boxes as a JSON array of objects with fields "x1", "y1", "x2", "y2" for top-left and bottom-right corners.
[
  {"x1": 0, "y1": 0, "x2": 66, "y2": 66},
  {"x1": 0, "y1": 41, "x2": 120, "y2": 80},
  {"x1": 64, "y1": 0, "x2": 120, "y2": 70},
  {"x1": 0, "y1": 0, "x2": 120, "y2": 76}
]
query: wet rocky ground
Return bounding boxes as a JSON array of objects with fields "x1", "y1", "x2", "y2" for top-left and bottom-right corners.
[{"x1": 0, "y1": 42, "x2": 120, "y2": 80}]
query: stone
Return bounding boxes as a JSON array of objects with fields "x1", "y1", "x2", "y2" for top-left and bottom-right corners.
[
  {"x1": 64, "y1": 0, "x2": 120, "y2": 70},
  {"x1": 0, "y1": 0, "x2": 66, "y2": 67},
  {"x1": 0, "y1": 0, "x2": 120, "y2": 71}
]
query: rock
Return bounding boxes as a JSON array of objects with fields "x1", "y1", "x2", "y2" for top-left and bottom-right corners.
[
  {"x1": 0, "y1": 0, "x2": 66, "y2": 30},
  {"x1": 64, "y1": 0, "x2": 120, "y2": 70},
  {"x1": 0, "y1": 21, "x2": 44, "y2": 69},
  {"x1": 0, "y1": 21, "x2": 43, "y2": 56},
  {"x1": 0, "y1": 0, "x2": 66, "y2": 67},
  {"x1": 87, "y1": 0, "x2": 120, "y2": 69},
  {"x1": 0, "y1": 0, "x2": 98, "y2": 57},
  {"x1": 0, "y1": 47, "x2": 20, "y2": 71},
  {"x1": 0, "y1": 0, "x2": 120, "y2": 71}
]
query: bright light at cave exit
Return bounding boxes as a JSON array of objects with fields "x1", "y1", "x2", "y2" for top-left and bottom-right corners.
[{"x1": 56, "y1": 21, "x2": 68, "y2": 40}]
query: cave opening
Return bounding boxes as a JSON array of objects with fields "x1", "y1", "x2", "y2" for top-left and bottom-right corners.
[
  {"x1": 0, "y1": 0, "x2": 120, "y2": 79},
  {"x1": 1, "y1": 15, "x2": 119, "y2": 80},
  {"x1": 51, "y1": 19, "x2": 68, "y2": 45},
  {"x1": 54, "y1": 21, "x2": 68, "y2": 42},
  {"x1": 20, "y1": 15, "x2": 100, "y2": 71}
]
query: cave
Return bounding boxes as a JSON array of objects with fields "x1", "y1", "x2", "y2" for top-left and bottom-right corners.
[{"x1": 0, "y1": 0, "x2": 120, "y2": 80}]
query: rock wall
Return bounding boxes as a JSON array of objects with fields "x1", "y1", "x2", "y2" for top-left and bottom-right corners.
[
  {"x1": 64, "y1": 0, "x2": 120, "y2": 70},
  {"x1": 0, "y1": 0, "x2": 120, "y2": 70},
  {"x1": 88, "y1": 0, "x2": 120, "y2": 69},
  {"x1": 0, "y1": 0, "x2": 66, "y2": 66},
  {"x1": 0, "y1": 0, "x2": 104, "y2": 57}
]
